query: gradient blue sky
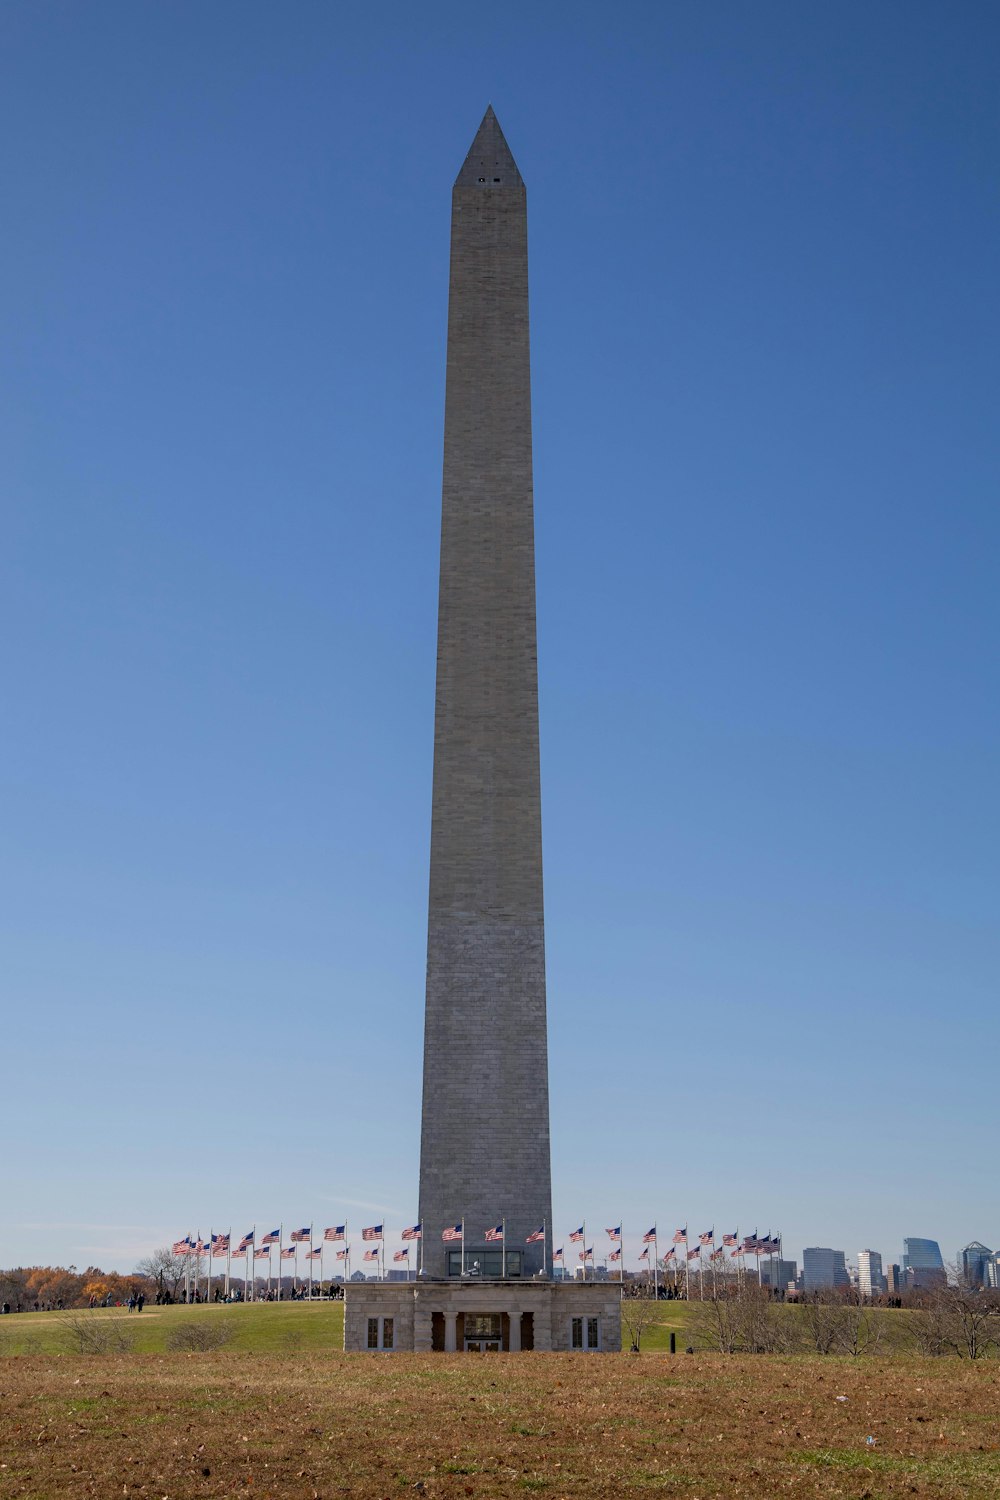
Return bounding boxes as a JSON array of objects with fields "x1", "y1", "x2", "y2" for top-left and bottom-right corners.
[{"x1": 2, "y1": 1, "x2": 998, "y2": 1277}]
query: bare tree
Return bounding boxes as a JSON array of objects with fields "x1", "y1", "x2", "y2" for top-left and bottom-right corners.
[
  {"x1": 800, "y1": 1289, "x2": 848, "y2": 1354},
  {"x1": 833, "y1": 1287, "x2": 885, "y2": 1357},
  {"x1": 913, "y1": 1265, "x2": 1000, "y2": 1360},
  {"x1": 134, "y1": 1246, "x2": 189, "y2": 1299},
  {"x1": 620, "y1": 1286, "x2": 665, "y2": 1352},
  {"x1": 690, "y1": 1282, "x2": 789, "y2": 1354}
]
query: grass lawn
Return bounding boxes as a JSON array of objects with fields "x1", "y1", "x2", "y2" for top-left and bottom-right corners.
[
  {"x1": 0, "y1": 1299, "x2": 347, "y2": 1356},
  {"x1": 2, "y1": 1347, "x2": 999, "y2": 1498}
]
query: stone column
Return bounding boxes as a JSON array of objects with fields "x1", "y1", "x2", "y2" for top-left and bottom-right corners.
[
  {"x1": 444, "y1": 1310, "x2": 458, "y2": 1352},
  {"x1": 508, "y1": 1311, "x2": 521, "y2": 1352},
  {"x1": 413, "y1": 1303, "x2": 433, "y2": 1354}
]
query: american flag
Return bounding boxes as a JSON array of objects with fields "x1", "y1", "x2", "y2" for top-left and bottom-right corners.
[
  {"x1": 722, "y1": 1232, "x2": 738, "y2": 1247},
  {"x1": 194, "y1": 1239, "x2": 208, "y2": 1254},
  {"x1": 579, "y1": 1247, "x2": 593, "y2": 1261},
  {"x1": 732, "y1": 1245, "x2": 745, "y2": 1258},
  {"x1": 606, "y1": 1226, "x2": 621, "y2": 1242},
  {"x1": 553, "y1": 1247, "x2": 564, "y2": 1262},
  {"x1": 363, "y1": 1248, "x2": 379, "y2": 1262},
  {"x1": 237, "y1": 1239, "x2": 253, "y2": 1253},
  {"x1": 710, "y1": 1247, "x2": 725, "y2": 1262},
  {"x1": 673, "y1": 1227, "x2": 687, "y2": 1244},
  {"x1": 261, "y1": 1229, "x2": 280, "y2": 1245},
  {"x1": 172, "y1": 1239, "x2": 190, "y2": 1256},
  {"x1": 638, "y1": 1246, "x2": 649, "y2": 1261},
  {"x1": 699, "y1": 1230, "x2": 714, "y2": 1246},
  {"x1": 254, "y1": 1248, "x2": 269, "y2": 1260},
  {"x1": 212, "y1": 1244, "x2": 228, "y2": 1258},
  {"x1": 743, "y1": 1232, "x2": 758, "y2": 1251},
  {"x1": 609, "y1": 1249, "x2": 621, "y2": 1262},
  {"x1": 335, "y1": 1248, "x2": 349, "y2": 1261},
  {"x1": 642, "y1": 1227, "x2": 657, "y2": 1243},
  {"x1": 662, "y1": 1246, "x2": 676, "y2": 1262},
  {"x1": 361, "y1": 1224, "x2": 383, "y2": 1242},
  {"x1": 441, "y1": 1223, "x2": 463, "y2": 1242},
  {"x1": 324, "y1": 1226, "x2": 346, "y2": 1242},
  {"x1": 687, "y1": 1247, "x2": 700, "y2": 1261},
  {"x1": 212, "y1": 1233, "x2": 230, "y2": 1249},
  {"x1": 401, "y1": 1224, "x2": 422, "y2": 1241},
  {"x1": 393, "y1": 1249, "x2": 409, "y2": 1262},
  {"x1": 307, "y1": 1249, "x2": 321, "y2": 1260},
  {"x1": 484, "y1": 1223, "x2": 504, "y2": 1242},
  {"x1": 231, "y1": 1247, "x2": 246, "y2": 1259},
  {"x1": 240, "y1": 1231, "x2": 254, "y2": 1244},
  {"x1": 525, "y1": 1226, "x2": 545, "y2": 1244},
  {"x1": 280, "y1": 1247, "x2": 295, "y2": 1259},
  {"x1": 568, "y1": 1226, "x2": 584, "y2": 1243},
  {"x1": 290, "y1": 1227, "x2": 311, "y2": 1243}
]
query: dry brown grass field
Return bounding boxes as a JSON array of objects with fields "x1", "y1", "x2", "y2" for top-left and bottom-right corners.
[{"x1": 2, "y1": 1350, "x2": 999, "y2": 1500}]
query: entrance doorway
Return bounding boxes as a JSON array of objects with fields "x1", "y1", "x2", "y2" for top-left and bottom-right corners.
[{"x1": 464, "y1": 1313, "x2": 502, "y2": 1352}]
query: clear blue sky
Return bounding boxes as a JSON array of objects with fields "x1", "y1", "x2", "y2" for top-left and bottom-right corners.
[{"x1": 2, "y1": 0, "x2": 997, "y2": 1277}]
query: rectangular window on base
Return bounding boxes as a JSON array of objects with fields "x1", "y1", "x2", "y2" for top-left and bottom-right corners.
[
  {"x1": 367, "y1": 1316, "x2": 394, "y2": 1351},
  {"x1": 571, "y1": 1316, "x2": 600, "y2": 1351}
]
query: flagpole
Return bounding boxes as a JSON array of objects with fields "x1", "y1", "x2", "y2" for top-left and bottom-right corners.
[
  {"x1": 419, "y1": 1223, "x2": 423, "y2": 1277},
  {"x1": 225, "y1": 1229, "x2": 231, "y2": 1300},
  {"x1": 581, "y1": 1220, "x2": 587, "y2": 1282},
  {"x1": 501, "y1": 1218, "x2": 506, "y2": 1279},
  {"x1": 543, "y1": 1216, "x2": 547, "y2": 1277},
  {"x1": 685, "y1": 1230, "x2": 690, "y2": 1302},
  {"x1": 620, "y1": 1219, "x2": 624, "y2": 1285},
  {"x1": 309, "y1": 1225, "x2": 314, "y2": 1300},
  {"x1": 461, "y1": 1217, "x2": 465, "y2": 1277},
  {"x1": 653, "y1": 1228, "x2": 659, "y2": 1301}
]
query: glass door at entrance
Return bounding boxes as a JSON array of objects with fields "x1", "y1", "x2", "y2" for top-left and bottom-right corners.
[{"x1": 464, "y1": 1313, "x2": 502, "y2": 1352}]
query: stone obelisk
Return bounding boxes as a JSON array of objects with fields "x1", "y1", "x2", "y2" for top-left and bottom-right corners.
[{"x1": 418, "y1": 108, "x2": 552, "y2": 1279}]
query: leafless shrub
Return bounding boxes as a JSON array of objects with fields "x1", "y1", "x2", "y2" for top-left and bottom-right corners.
[
  {"x1": 165, "y1": 1320, "x2": 234, "y2": 1352},
  {"x1": 59, "y1": 1314, "x2": 136, "y2": 1354}
]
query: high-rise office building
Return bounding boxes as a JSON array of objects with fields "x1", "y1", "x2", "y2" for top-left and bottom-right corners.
[
  {"x1": 960, "y1": 1242, "x2": 992, "y2": 1288},
  {"x1": 857, "y1": 1249, "x2": 885, "y2": 1297},
  {"x1": 802, "y1": 1247, "x2": 850, "y2": 1291},
  {"x1": 901, "y1": 1237, "x2": 943, "y2": 1273},
  {"x1": 902, "y1": 1237, "x2": 945, "y2": 1290},
  {"x1": 759, "y1": 1258, "x2": 797, "y2": 1290}
]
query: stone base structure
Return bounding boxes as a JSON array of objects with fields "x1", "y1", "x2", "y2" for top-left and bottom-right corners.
[{"x1": 344, "y1": 1280, "x2": 621, "y2": 1354}]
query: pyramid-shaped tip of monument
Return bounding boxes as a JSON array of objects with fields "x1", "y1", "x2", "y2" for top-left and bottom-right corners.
[{"x1": 454, "y1": 105, "x2": 523, "y2": 188}]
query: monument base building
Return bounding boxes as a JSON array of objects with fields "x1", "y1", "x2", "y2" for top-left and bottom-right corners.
[{"x1": 344, "y1": 1278, "x2": 621, "y2": 1353}]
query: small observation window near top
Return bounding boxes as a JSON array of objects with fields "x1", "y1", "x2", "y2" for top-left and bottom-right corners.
[
  {"x1": 478, "y1": 176, "x2": 486, "y2": 182},
  {"x1": 493, "y1": 177, "x2": 500, "y2": 182}
]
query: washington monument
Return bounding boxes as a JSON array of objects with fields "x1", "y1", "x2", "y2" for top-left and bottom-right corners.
[{"x1": 417, "y1": 107, "x2": 552, "y2": 1278}]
